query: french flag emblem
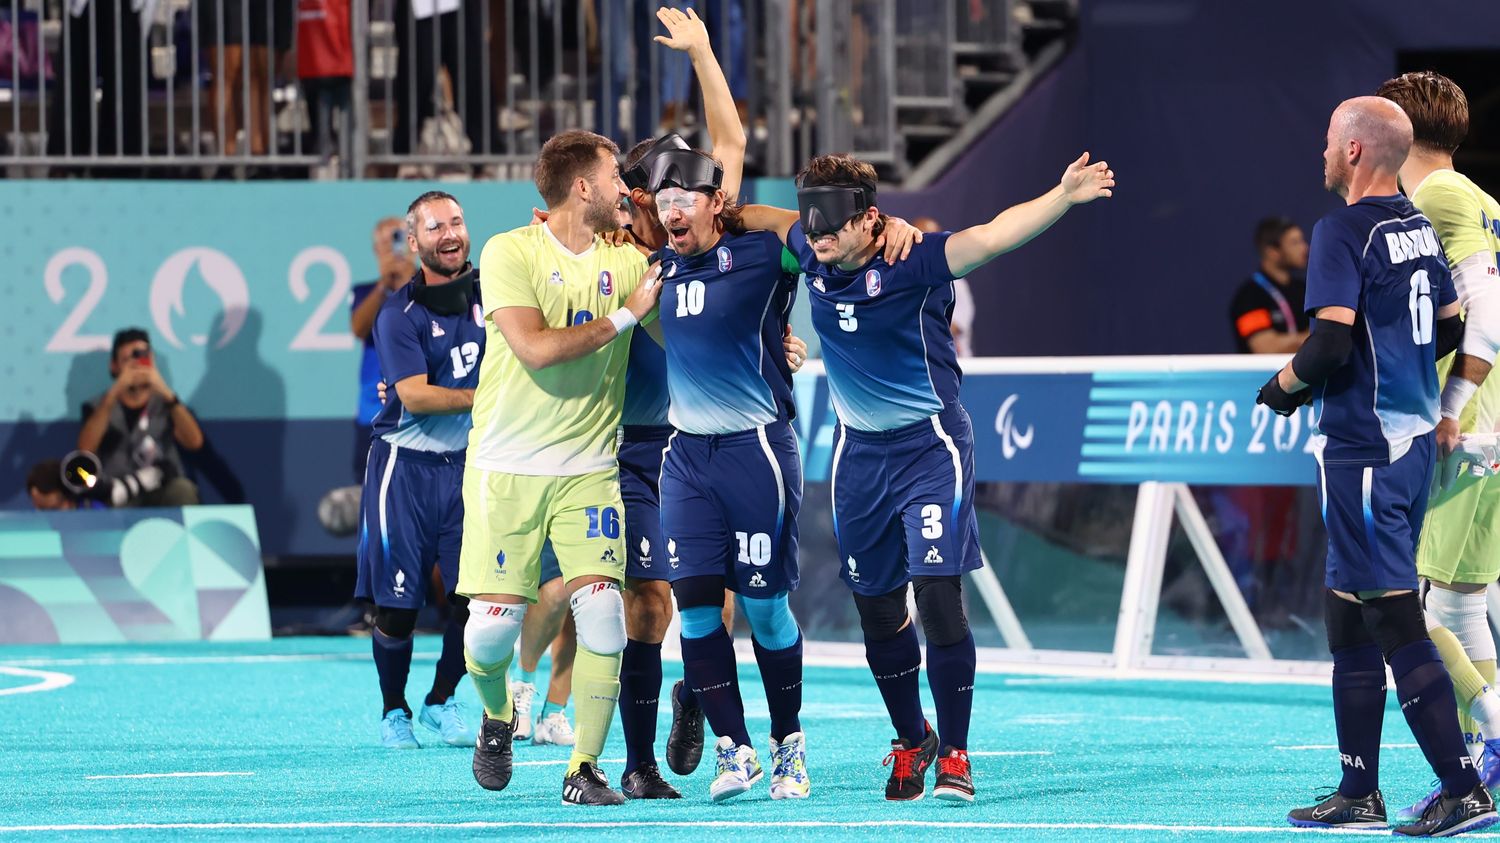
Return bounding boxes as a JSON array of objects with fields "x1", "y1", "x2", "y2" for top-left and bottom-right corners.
[{"x1": 599, "y1": 270, "x2": 614, "y2": 296}]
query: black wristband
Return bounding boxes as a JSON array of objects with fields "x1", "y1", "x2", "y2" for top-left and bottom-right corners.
[
  {"x1": 164, "y1": 395, "x2": 181, "y2": 409},
  {"x1": 1256, "y1": 373, "x2": 1306, "y2": 416}
]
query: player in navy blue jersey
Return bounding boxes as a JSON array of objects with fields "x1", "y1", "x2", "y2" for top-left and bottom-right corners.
[
  {"x1": 1261, "y1": 97, "x2": 1497, "y2": 837},
  {"x1": 355, "y1": 190, "x2": 483, "y2": 750},
  {"x1": 741, "y1": 150, "x2": 1113, "y2": 802}
]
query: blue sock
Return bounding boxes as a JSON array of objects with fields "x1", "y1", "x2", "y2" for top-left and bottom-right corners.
[
  {"x1": 372, "y1": 628, "x2": 413, "y2": 716},
  {"x1": 752, "y1": 634, "x2": 803, "y2": 742},
  {"x1": 540, "y1": 699, "x2": 565, "y2": 719},
  {"x1": 1331, "y1": 643, "x2": 1386, "y2": 797},
  {"x1": 680, "y1": 626, "x2": 751, "y2": 747},
  {"x1": 425, "y1": 612, "x2": 466, "y2": 707},
  {"x1": 620, "y1": 639, "x2": 663, "y2": 774},
  {"x1": 518, "y1": 665, "x2": 537, "y2": 686},
  {"x1": 675, "y1": 678, "x2": 698, "y2": 707},
  {"x1": 925, "y1": 630, "x2": 976, "y2": 750},
  {"x1": 1390, "y1": 639, "x2": 1481, "y2": 796},
  {"x1": 865, "y1": 623, "x2": 926, "y2": 744}
]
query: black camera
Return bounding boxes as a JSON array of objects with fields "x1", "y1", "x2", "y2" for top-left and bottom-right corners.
[{"x1": 60, "y1": 450, "x2": 173, "y2": 507}]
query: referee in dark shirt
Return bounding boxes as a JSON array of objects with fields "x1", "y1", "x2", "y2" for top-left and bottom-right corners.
[{"x1": 1229, "y1": 216, "x2": 1310, "y2": 353}]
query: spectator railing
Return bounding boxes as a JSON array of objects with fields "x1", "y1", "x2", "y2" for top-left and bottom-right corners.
[
  {"x1": 893, "y1": 0, "x2": 956, "y2": 112},
  {"x1": 814, "y1": 0, "x2": 899, "y2": 171}
]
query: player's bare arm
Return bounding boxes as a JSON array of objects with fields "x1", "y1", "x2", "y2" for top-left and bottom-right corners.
[
  {"x1": 493, "y1": 275, "x2": 662, "y2": 371},
  {"x1": 655, "y1": 5, "x2": 746, "y2": 200},
  {"x1": 392, "y1": 375, "x2": 474, "y2": 415},
  {"x1": 945, "y1": 152, "x2": 1115, "y2": 278}
]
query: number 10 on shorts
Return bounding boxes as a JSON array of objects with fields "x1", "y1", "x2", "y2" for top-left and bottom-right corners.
[
  {"x1": 737, "y1": 531, "x2": 771, "y2": 566},
  {"x1": 585, "y1": 506, "x2": 621, "y2": 539}
]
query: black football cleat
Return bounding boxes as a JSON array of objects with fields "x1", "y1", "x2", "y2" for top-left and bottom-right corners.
[
  {"x1": 666, "y1": 680, "x2": 706, "y2": 776},
  {"x1": 562, "y1": 762, "x2": 627, "y2": 806},
  {"x1": 883, "y1": 722, "x2": 939, "y2": 801},
  {"x1": 1286, "y1": 787, "x2": 1386, "y2": 830},
  {"x1": 932, "y1": 746, "x2": 974, "y2": 803},
  {"x1": 472, "y1": 712, "x2": 517, "y2": 792},
  {"x1": 1393, "y1": 782, "x2": 1498, "y2": 837},
  {"x1": 621, "y1": 762, "x2": 683, "y2": 799}
]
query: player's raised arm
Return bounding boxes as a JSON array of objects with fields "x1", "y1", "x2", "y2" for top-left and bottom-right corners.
[
  {"x1": 655, "y1": 6, "x2": 746, "y2": 201},
  {"x1": 944, "y1": 152, "x2": 1115, "y2": 278}
]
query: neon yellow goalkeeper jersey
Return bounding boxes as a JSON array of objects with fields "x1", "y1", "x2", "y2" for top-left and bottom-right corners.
[
  {"x1": 469, "y1": 223, "x2": 648, "y2": 476},
  {"x1": 1410, "y1": 168, "x2": 1500, "y2": 269}
]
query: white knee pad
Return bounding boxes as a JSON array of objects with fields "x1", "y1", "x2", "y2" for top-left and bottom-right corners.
[
  {"x1": 1426, "y1": 586, "x2": 1497, "y2": 663},
  {"x1": 464, "y1": 600, "x2": 526, "y2": 664},
  {"x1": 570, "y1": 582, "x2": 627, "y2": 655}
]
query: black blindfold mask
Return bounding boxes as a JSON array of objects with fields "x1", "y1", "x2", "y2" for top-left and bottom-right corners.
[
  {"x1": 411, "y1": 264, "x2": 476, "y2": 316},
  {"x1": 796, "y1": 184, "x2": 875, "y2": 238},
  {"x1": 646, "y1": 149, "x2": 724, "y2": 194},
  {"x1": 622, "y1": 133, "x2": 692, "y2": 192}
]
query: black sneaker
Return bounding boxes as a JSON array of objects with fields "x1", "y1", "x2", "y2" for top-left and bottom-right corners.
[
  {"x1": 472, "y1": 712, "x2": 517, "y2": 792},
  {"x1": 563, "y1": 762, "x2": 627, "y2": 806},
  {"x1": 933, "y1": 746, "x2": 974, "y2": 803},
  {"x1": 1394, "y1": 782, "x2": 1498, "y2": 837},
  {"x1": 883, "y1": 722, "x2": 939, "y2": 801},
  {"x1": 1286, "y1": 787, "x2": 1386, "y2": 829},
  {"x1": 666, "y1": 680, "x2": 705, "y2": 776},
  {"x1": 621, "y1": 762, "x2": 682, "y2": 799}
]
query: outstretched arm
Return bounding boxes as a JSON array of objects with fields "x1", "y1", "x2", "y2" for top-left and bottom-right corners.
[
  {"x1": 944, "y1": 152, "x2": 1115, "y2": 278},
  {"x1": 741, "y1": 205, "x2": 800, "y2": 244},
  {"x1": 655, "y1": 6, "x2": 746, "y2": 200}
]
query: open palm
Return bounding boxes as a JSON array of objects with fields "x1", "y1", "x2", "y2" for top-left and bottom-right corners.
[
  {"x1": 654, "y1": 6, "x2": 709, "y2": 53},
  {"x1": 1061, "y1": 152, "x2": 1116, "y2": 204}
]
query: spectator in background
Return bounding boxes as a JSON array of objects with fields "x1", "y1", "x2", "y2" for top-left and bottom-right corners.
[
  {"x1": 297, "y1": 0, "x2": 354, "y2": 176},
  {"x1": 350, "y1": 217, "x2": 417, "y2": 480},
  {"x1": 49, "y1": 1, "x2": 147, "y2": 161},
  {"x1": 78, "y1": 329, "x2": 204, "y2": 507},
  {"x1": 26, "y1": 461, "x2": 78, "y2": 511},
  {"x1": 201, "y1": 0, "x2": 294, "y2": 157},
  {"x1": 914, "y1": 217, "x2": 975, "y2": 357},
  {"x1": 1230, "y1": 216, "x2": 1310, "y2": 353}
]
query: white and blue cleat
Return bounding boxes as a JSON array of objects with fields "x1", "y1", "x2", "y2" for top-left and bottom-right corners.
[
  {"x1": 769, "y1": 732, "x2": 810, "y2": 800},
  {"x1": 709, "y1": 736, "x2": 763, "y2": 803},
  {"x1": 1399, "y1": 739, "x2": 1500, "y2": 823},
  {"x1": 381, "y1": 708, "x2": 421, "y2": 749},
  {"x1": 418, "y1": 697, "x2": 478, "y2": 747}
]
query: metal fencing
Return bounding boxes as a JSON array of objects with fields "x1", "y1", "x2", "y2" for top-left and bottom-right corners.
[{"x1": 0, "y1": 0, "x2": 1013, "y2": 179}]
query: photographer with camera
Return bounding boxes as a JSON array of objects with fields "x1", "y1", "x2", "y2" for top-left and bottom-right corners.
[{"x1": 77, "y1": 328, "x2": 204, "y2": 507}]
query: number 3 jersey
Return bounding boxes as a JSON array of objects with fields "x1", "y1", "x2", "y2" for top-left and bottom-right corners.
[
  {"x1": 1305, "y1": 194, "x2": 1456, "y2": 466},
  {"x1": 370, "y1": 270, "x2": 487, "y2": 453}
]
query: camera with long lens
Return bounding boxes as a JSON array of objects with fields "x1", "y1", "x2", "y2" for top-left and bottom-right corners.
[{"x1": 60, "y1": 450, "x2": 174, "y2": 507}]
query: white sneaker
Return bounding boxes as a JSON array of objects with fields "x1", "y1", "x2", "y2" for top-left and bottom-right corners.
[
  {"x1": 709, "y1": 735, "x2": 762, "y2": 803},
  {"x1": 532, "y1": 710, "x2": 576, "y2": 746},
  {"x1": 769, "y1": 732, "x2": 810, "y2": 799},
  {"x1": 509, "y1": 681, "x2": 536, "y2": 742}
]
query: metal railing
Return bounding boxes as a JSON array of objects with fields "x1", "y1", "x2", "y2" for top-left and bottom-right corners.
[{"x1": 0, "y1": 0, "x2": 1015, "y2": 179}]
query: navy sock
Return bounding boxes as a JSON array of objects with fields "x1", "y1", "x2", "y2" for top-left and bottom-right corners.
[
  {"x1": 680, "y1": 626, "x2": 751, "y2": 747},
  {"x1": 925, "y1": 630, "x2": 976, "y2": 750},
  {"x1": 1390, "y1": 639, "x2": 1481, "y2": 796},
  {"x1": 865, "y1": 623, "x2": 926, "y2": 744},
  {"x1": 620, "y1": 639, "x2": 663, "y2": 774},
  {"x1": 752, "y1": 634, "x2": 804, "y2": 742},
  {"x1": 372, "y1": 628, "x2": 414, "y2": 716},
  {"x1": 1331, "y1": 643, "x2": 1386, "y2": 798},
  {"x1": 425, "y1": 611, "x2": 467, "y2": 707},
  {"x1": 675, "y1": 678, "x2": 698, "y2": 708}
]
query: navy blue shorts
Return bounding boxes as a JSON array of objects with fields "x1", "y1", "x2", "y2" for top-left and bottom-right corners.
[
  {"x1": 1319, "y1": 433, "x2": 1434, "y2": 593},
  {"x1": 620, "y1": 425, "x2": 673, "y2": 582},
  {"x1": 832, "y1": 403, "x2": 983, "y2": 597},
  {"x1": 659, "y1": 420, "x2": 802, "y2": 595},
  {"x1": 355, "y1": 438, "x2": 464, "y2": 609}
]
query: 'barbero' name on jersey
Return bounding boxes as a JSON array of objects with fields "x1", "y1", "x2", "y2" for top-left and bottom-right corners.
[{"x1": 1384, "y1": 225, "x2": 1441, "y2": 264}]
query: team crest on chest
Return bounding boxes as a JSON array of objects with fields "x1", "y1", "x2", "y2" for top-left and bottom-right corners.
[
  {"x1": 865, "y1": 269, "x2": 882, "y2": 297},
  {"x1": 472, "y1": 303, "x2": 484, "y2": 326},
  {"x1": 548, "y1": 270, "x2": 564, "y2": 286},
  {"x1": 598, "y1": 270, "x2": 614, "y2": 296},
  {"x1": 812, "y1": 276, "x2": 826, "y2": 292},
  {"x1": 431, "y1": 320, "x2": 445, "y2": 338},
  {"x1": 717, "y1": 246, "x2": 733, "y2": 272}
]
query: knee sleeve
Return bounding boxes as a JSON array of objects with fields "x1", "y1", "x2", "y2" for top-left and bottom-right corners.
[
  {"x1": 853, "y1": 585, "x2": 910, "y2": 642},
  {"x1": 671, "y1": 575, "x2": 725, "y2": 610},
  {"x1": 1424, "y1": 584, "x2": 1497, "y2": 663},
  {"x1": 679, "y1": 605, "x2": 723, "y2": 639},
  {"x1": 1361, "y1": 591, "x2": 1429, "y2": 661},
  {"x1": 464, "y1": 599, "x2": 526, "y2": 664},
  {"x1": 374, "y1": 606, "x2": 419, "y2": 640},
  {"x1": 736, "y1": 592, "x2": 800, "y2": 650},
  {"x1": 1325, "y1": 589, "x2": 1374, "y2": 653},
  {"x1": 913, "y1": 576, "x2": 969, "y2": 646},
  {"x1": 570, "y1": 582, "x2": 627, "y2": 655}
]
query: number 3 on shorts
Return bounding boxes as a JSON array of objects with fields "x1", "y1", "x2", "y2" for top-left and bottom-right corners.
[
  {"x1": 586, "y1": 506, "x2": 621, "y2": 539},
  {"x1": 921, "y1": 504, "x2": 943, "y2": 539}
]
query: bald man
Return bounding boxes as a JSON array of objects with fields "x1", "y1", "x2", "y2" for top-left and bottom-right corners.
[{"x1": 1262, "y1": 97, "x2": 1497, "y2": 835}]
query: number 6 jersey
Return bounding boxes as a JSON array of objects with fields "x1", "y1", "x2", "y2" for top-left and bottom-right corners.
[{"x1": 1305, "y1": 194, "x2": 1457, "y2": 466}]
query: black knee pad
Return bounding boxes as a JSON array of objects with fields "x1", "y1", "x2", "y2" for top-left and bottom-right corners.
[
  {"x1": 913, "y1": 576, "x2": 969, "y2": 646},
  {"x1": 853, "y1": 585, "x2": 910, "y2": 642},
  {"x1": 1324, "y1": 589, "x2": 1373, "y2": 653},
  {"x1": 1361, "y1": 591, "x2": 1429, "y2": 661},
  {"x1": 448, "y1": 594, "x2": 469, "y2": 623},
  {"x1": 375, "y1": 606, "x2": 419, "y2": 640},
  {"x1": 671, "y1": 575, "x2": 726, "y2": 610}
]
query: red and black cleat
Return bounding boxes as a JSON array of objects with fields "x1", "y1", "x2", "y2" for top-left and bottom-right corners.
[
  {"x1": 883, "y1": 722, "x2": 939, "y2": 801},
  {"x1": 933, "y1": 746, "x2": 974, "y2": 803}
]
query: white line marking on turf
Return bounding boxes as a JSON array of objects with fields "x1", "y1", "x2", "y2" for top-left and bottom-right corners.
[
  {"x1": 0, "y1": 654, "x2": 398, "y2": 668},
  {"x1": 85, "y1": 772, "x2": 255, "y2": 781},
  {"x1": 3, "y1": 821, "x2": 1497, "y2": 835},
  {"x1": 0, "y1": 666, "x2": 74, "y2": 696},
  {"x1": 512, "y1": 758, "x2": 624, "y2": 768},
  {"x1": 1278, "y1": 741, "x2": 1416, "y2": 747},
  {"x1": 968, "y1": 751, "x2": 1052, "y2": 757}
]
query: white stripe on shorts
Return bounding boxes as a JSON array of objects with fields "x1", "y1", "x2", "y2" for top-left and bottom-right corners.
[
  {"x1": 757, "y1": 425, "x2": 787, "y2": 539},
  {"x1": 930, "y1": 414, "x2": 963, "y2": 530},
  {"x1": 377, "y1": 442, "x2": 399, "y2": 549}
]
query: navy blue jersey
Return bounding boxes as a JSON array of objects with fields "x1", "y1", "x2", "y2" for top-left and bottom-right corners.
[
  {"x1": 369, "y1": 274, "x2": 486, "y2": 453},
  {"x1": 658, "y1": 230, "x2": 797, "y2": 435},
  {"x1": 787, "y1": 221, "x2": 960, "y2": 432},
  {"x1": 622, "y1": 330, "x2": 671, "y2": 427},
  {"x1": 1306, "y1": 195, "x2": 1456, "y2": 466}
]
